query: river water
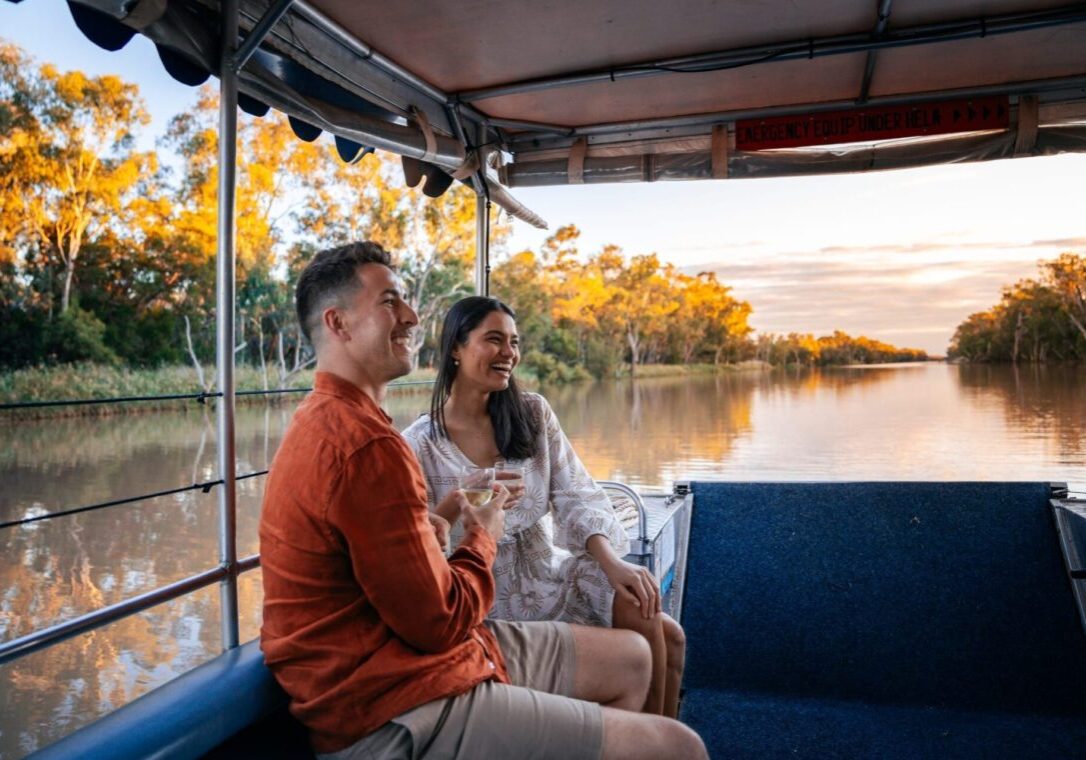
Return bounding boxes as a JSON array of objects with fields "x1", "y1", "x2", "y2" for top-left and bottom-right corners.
[{"x1": 2, "y1": 362, "x2": 1084, "y2": 756}]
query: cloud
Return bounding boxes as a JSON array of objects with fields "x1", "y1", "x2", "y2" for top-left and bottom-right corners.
[{"x1": 688, "y1": 237, "x2": 1086, "y2": 354}]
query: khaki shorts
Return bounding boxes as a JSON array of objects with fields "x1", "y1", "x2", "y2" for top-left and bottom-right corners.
[{"x1": 320, "y1": 620, "x2": 603, "y2": 760}]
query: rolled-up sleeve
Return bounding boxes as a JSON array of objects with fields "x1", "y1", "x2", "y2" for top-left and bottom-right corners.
[
  {"x1": 327, "y1": 435, "x2": 496, "y2": 653},
  {"x1": 538, "y1": 396, "x2": 629, "y2": 556}
]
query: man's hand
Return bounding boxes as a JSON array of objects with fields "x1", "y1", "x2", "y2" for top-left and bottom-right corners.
[
  {"x1": 434, "y1": 488, "x2": 468, "y2": 526},
  {"x1": 427, "y1": 513, "x2": 451, "y2": 552},
  {"x1": 461, "y1": 483, "x2": 509, "y2": 542}
]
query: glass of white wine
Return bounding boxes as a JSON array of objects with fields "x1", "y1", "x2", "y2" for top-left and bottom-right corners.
[
  {"x1": 459, "y1": 467, "x2": 495, "y2": 507},
  {"x1": 495, "y1": 462, "x2": 524, "y2": 488}
]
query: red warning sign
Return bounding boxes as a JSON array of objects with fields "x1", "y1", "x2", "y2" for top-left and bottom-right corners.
[{"x1": 736, "y1": 96, "x2": 1009, "y2": 151}]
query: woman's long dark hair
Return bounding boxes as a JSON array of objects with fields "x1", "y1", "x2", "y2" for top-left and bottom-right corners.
[{"x1": 429, "y1": 296, "x2": 540, "y2": 460}]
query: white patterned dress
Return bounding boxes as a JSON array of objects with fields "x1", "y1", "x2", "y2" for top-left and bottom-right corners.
[{"x1": 401, "y1": 393, "x2": 629, "y2": 627}]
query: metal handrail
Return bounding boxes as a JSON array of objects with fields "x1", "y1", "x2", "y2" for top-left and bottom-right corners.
[
  {"x1": 598, "y1": 480, "x2": 648, "y2": 547},
  {"x1": 0, "y1": 561, "x2": 256, "y2": 667}
]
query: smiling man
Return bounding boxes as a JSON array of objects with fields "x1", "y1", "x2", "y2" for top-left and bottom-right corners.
[{"x1": 258, "y1": 241, "x2": 706, "y2": 760}]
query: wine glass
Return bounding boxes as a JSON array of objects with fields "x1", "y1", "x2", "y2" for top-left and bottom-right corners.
[
  {"x1": 494, "y1": 462, "x2": 525, "y2": 507},
  {"x1": 495, "y1": 462, "x2": 524, "y2": 488},
  {"x1": 459, "y1": 467, "x2": 495, "y2": 507}
]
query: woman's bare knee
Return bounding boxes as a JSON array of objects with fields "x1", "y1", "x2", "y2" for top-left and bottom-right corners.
[{"x1": 662, "y1": 614, "x2": 686, "y2": 650}]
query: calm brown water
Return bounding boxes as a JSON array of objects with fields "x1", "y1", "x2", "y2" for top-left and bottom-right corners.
[{"x1": 2, "y1": 362, "x2": 1084, "y2": 756}]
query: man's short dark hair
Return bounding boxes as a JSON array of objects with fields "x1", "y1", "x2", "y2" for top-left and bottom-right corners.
[{"x1": 295, "y1": 241, "x2": 394, "y2": 344}]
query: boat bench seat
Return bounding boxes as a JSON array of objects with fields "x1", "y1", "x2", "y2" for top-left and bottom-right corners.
[
  {"x1": 30, "y1": 638, "x2": 315, "y2": 760},
  {"x1": 679, "y1": 481, "x2": 1086, "y2": 760}
]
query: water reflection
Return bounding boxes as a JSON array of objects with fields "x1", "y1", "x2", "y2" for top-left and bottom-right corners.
[
  {"x1": 2, "y1": 366, "x2": 1085, "y2": 756},
  {"x1": 956, "y1": 363, "x2": 1086, "y2": 465}
]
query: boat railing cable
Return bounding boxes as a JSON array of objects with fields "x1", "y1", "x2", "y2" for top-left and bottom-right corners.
[
  {"x1": 0, "y1": 379, "x2": 436, "y2": 412},
  {"x1": 0, "y1": 470, "x2": 270, "y2": 531}
]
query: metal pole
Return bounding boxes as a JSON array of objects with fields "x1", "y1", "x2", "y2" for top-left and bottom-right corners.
[
  {"x1": 475, "y1": 192, "x2": 488, "y2": 296},
  {"x1": 858, "y1": 0, "x2": 895, "y2": 104},
  {"x1": 231, "y1": 0, "x2": 296, "y2": 72},
  {"x1": 217, "y1": 0, "x2": 240, "y2": 651},
  {"x1": 475, "y1": 125, "x2": 491, "y2": 296},
  {"x1": 0, "y1": 567, "x2": 229, "y2": 667}
]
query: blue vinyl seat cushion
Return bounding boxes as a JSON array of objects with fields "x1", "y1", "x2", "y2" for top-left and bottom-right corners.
[
  {"x1": 678, "y1": 481, "x2": 1086, "y2": 759},
  {"x1": 29, "y1": 639, "x2": 314, "y2": 760},
  {"x1": 681, "y1": 687, "x2": 1086, "y2": 760}
]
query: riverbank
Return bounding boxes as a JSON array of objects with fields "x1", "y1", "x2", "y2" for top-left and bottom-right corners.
[
  {"x1": 611, "y1": 360, "x2": 771, "y2": 378},
  {"x1": 0, "y1": 363, "x2": 437, "y2": 421},
  {"x1": 1, "y1": 361, "x2": 774, "y2": 420}
]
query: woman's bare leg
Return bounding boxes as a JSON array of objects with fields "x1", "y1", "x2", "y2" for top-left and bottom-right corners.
[
  {"x1": 660, "y1": 613, "x2": 686, "y2": 719},
  {"x1": 612, "y1": 594, "x2": 668, "y2": 715}
]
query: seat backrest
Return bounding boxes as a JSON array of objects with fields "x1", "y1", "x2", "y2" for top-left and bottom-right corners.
[
  {"x1": 681, "y1": 481, "x2": 1086, "y2": 714},
  {"x1": 29, "y1": 639, "x2": 313, "y2": 760}
]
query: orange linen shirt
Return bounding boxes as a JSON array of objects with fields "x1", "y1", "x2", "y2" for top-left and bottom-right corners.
[{"x1": 259, "y1": 371, "x2": 509, "y2": 753}]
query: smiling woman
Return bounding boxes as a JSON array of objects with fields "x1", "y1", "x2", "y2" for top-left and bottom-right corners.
[{"x1": 403, "y1": 296, "x2": 689, "y2": 718}]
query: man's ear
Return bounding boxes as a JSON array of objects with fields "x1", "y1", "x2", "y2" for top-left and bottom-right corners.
[{"x1": 321, "y1": 306, "x2": 348, "y2": 341}]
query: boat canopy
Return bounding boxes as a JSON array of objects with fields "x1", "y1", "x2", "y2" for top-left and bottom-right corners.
[{"x1": 11, "y1": 0, "x2": 1086, "y2": 212}]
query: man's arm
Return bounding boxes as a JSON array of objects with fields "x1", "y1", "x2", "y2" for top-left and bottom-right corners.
[{"x1": 329, "y1": 436, "x2": 496, "y2": 653}]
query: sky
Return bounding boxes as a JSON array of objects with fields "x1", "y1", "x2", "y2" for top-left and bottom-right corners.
[{"x1": 5, "y1": 0, "x2": 1086, "y2": 354}]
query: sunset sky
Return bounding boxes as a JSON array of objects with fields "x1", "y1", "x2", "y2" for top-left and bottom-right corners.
[{"x1": 7, "y1": 0, "x2": 1086, "y2": 354}]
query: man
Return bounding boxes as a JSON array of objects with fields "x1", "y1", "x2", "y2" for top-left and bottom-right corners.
[{"x1": 260, "y1": 241, "x2": 707, "y2": 759}]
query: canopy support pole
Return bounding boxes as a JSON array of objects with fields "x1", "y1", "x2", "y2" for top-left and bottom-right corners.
[
  {"x1": 216, "y1": 0, "x2": 241, "y2": 651},
  {"x1": 232, "y1": 0, "x2": 296, "y2": 72},
  {"x1": 858, "y1": 0, "x2": 894, "y2": 104},
  {"x1": 475, "y1": 195, "x2": 491, "y2": 296}
]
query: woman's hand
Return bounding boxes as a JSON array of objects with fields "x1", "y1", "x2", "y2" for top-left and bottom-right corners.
[
  {"x1": 492, "y1": 472, "x2": 525, "y2": 509},
  {"x1": 600, "y1": 557, "x2": 661, "y2": 620}
]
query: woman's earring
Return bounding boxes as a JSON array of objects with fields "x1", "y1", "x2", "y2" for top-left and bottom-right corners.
[{"x1": 453, "y1": 359, "x2": 459, "y2": 367}]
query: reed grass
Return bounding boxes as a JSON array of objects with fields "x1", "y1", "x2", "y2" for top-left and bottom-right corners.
[{"x1": 0, "y1": 363, "x2": 437, "y2": 421}]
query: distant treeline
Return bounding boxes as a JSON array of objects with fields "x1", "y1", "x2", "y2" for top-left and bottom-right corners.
[
  {"x1": 949, "y1": 253, "x2": 1086, "y2": 363},
  {"x1": 1, "y1": 41, "x2": 924, "y2": 386},
  {"x1": 752, "y1": 332, "x2": 928, "y2": 368},
  {"x1": 490, "y1": 225, "x2": 927, "y2": 381}
]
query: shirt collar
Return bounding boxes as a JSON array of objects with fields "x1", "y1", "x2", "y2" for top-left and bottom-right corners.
[{"x1": 313, "y1": 371, "x2": 393, "y2": 424}]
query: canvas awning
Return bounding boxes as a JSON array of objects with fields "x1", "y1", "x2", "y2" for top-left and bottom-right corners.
[{"x1": 12, "y1": 0, "x2": 1086, "y2": 196}]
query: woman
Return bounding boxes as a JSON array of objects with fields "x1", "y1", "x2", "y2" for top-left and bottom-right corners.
[{"x1": 402, "y1": 296, "x2": 685, "y2": 717}]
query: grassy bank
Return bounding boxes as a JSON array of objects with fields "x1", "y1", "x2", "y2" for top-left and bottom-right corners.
[
  {"x1": 0, "y1": 360, "x2": 767, "y2": 421},
  {"x1": 0, "y1": 363, "x2": 437, "y2": 421},
  {"x1": 611, "y1": 360, "x2": 771, "y2": 379}
]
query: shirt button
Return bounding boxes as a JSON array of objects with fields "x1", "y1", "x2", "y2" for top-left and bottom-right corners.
[{"x1": 487, "y1": 661, "x2": 496, "y2": 670}]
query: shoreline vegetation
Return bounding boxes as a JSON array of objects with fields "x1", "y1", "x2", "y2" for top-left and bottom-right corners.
[
  {"x1": 0, "y1": 358, "x2": 950, "y2": 422},
  {"x1": 948, "y1": 253, "x2": 1086, "y2": 364}
]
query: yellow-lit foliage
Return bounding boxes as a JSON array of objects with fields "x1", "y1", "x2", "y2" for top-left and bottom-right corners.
[
  {"x1": 949, "y1": 252, "x2": 1086, "y2": 362},
  {"x1": 1, "y1": 44, "x2": 153, "y2": 312}
]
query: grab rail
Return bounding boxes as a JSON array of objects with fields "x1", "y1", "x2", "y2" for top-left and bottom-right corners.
[
  {"x1": 0, "y1": 555, "x2": 260, "y2": 667},
  {"x1": 598, "y1": 480, "x2": 648, "y2": 551}
]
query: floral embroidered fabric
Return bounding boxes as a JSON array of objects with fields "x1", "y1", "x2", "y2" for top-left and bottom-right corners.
[{"x1": 401, "y1": 393, "x2": 629, "y2": 626}]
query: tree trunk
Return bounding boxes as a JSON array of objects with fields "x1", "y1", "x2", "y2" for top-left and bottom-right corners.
[
  {"x1": 626, "y1": 326, "x2": 640, "y2": 377},
  {"x1": 1011, "y1": 310, "x2": 1024, "y2": 364},
  {"x1": 1067, "y1": 310, "x2": 1086, "y2": 343},
  {"x1": 257, "y1": 319, "x2": 268, "y2": 390},
  {"x1": 60, "y1": 260, "x2": 76, "y2": 313},
  {"x1": 184, "y1": 315, "x2": 209, "y2": 392}
]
